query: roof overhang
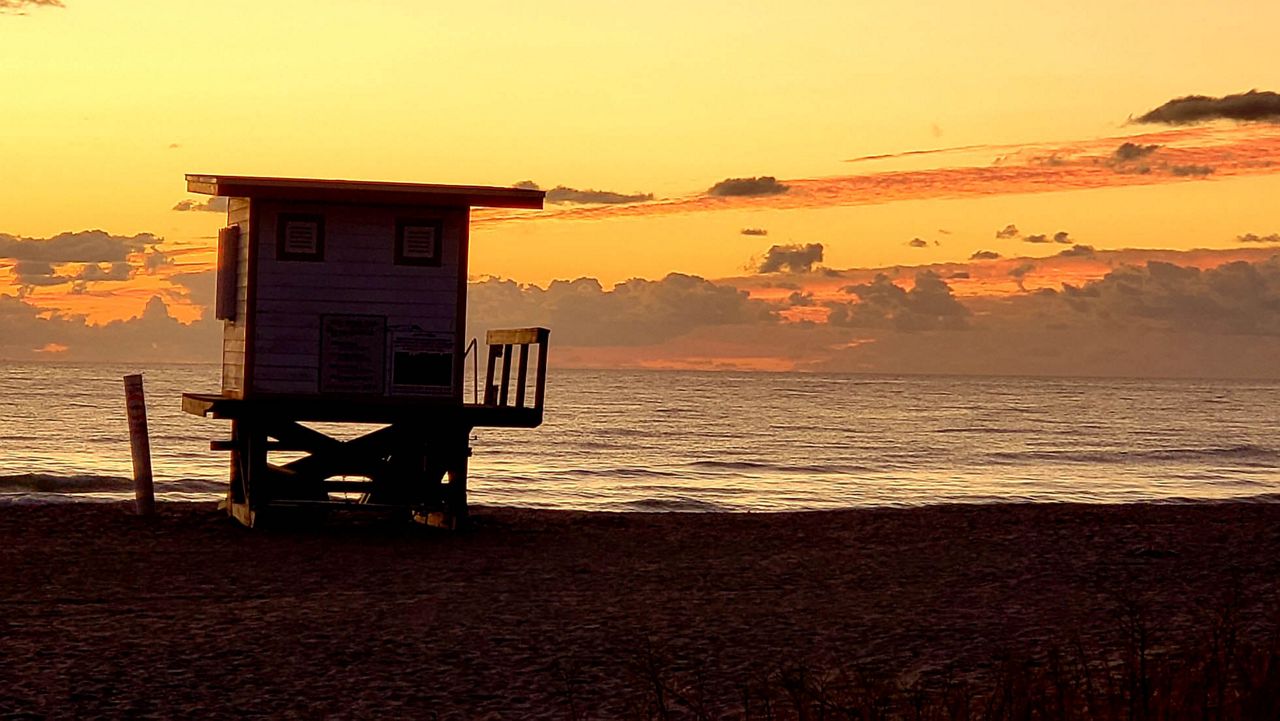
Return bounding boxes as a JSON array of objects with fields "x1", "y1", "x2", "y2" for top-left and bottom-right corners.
[{"x1": 186, "y1": 174, "x2": 544, "y2": 210}]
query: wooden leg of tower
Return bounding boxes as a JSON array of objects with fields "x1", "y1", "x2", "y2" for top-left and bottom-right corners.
[
  {"x1": 443, "y1": 430, "x2": 471, "y2": 530},
  {"x1": 227, "y1": 420, "x2": 267, "y2": 528},
  {"x1": 226, "y1": 419, "x2": 252, "y2": 527}
]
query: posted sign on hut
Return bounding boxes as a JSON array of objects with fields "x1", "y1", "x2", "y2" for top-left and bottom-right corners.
[{"x1": 181, "y1": 174, "x2": 550, "y2": 528}]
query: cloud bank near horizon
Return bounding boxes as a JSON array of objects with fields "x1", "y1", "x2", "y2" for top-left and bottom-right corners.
[{"x1": 7, "y1": 245, "x2": 1278, "y2": 380}]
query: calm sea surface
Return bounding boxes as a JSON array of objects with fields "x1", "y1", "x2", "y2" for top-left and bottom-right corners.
[{"x1": 3, "y1": 362, "x2": 1280, "y2": 510}]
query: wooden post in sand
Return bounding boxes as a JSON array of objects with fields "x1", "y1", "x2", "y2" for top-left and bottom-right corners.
[{"x1": 123, "y1": 374, "x2": 155, "y2": 516}]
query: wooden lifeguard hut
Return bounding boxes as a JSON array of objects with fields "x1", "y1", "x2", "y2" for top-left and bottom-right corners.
[{"x1": 180, "y1": 174, "x2": 549, "y2": 528}]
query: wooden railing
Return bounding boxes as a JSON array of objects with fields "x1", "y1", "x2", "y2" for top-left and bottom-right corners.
[{"x1": 483, "y1": 327, "x2": 550, "y2": 412}]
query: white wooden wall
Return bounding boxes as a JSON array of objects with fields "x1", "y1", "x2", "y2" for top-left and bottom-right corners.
[
  {"x1": 245, "y1": 200, "x2": 466, "y2": 397},
  {"x1": 220, "y1": 198, "x2": 251, "y2": 397}
]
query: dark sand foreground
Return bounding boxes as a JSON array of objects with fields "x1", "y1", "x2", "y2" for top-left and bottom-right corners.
[{"x1": 3, "y1": 501, "x2": 1280, "y2": 719}]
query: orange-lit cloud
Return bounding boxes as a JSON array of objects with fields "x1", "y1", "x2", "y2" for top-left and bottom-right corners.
[
  {"x1": 473, "y1": 125, "x2": 1280, "y2": 227},
  {"x1": 726, "y1": 246, "x2": 1280, "y2": 312}
]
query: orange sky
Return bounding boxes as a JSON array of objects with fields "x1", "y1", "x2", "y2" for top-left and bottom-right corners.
[{"x1": 2, "y1": 0, "x2": 1280, "y2": 373}]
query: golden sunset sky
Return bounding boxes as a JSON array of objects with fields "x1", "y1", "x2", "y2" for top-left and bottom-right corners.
[{"x1": 3, "y1": 0, "x2": 1280, "y2": 374}]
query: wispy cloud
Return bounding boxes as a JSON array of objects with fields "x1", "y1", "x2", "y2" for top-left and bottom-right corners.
[
  {"x1": 0, "y1": 0, "x2": 63, "y2": 14},
  {"x1": 844, "y1": 144, "x2": 989, "y2": 163},
  {"x1": 474, "y1": 125, "x2": 1280, "y2": 227}
]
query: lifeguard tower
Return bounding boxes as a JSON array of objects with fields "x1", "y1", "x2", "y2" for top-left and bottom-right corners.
[{"x1": 180, "y1": 174, "x2": 549, "y2": 528}]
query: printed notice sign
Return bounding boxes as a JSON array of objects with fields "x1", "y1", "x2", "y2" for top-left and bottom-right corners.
[
  {"x1": 320, "y1": 315, "x2": 386, "y2": 395},
  {"x1": 277, "y1": 214, "x2": 325, "y2": 261},
  {"x1": 390, "y1": 328, "x2": 454, "y2": 396},
  {"x1": 395, "y1": 219, "x2": 444, "y2": 266}
]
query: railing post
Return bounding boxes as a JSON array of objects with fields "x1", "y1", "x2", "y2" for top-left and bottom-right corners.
[
  {"x1": 515, "y1": 344, "x2": 530, "y2": 408},
  {"x1": 484, "y1": 344, "x2": 501, "y2": 405},
  {"x1": 499, "y1": 344, "x2": 513, "y2": 405},
  {"x1": 534, "y1": 339, "x2": 549, "y2": 412}
]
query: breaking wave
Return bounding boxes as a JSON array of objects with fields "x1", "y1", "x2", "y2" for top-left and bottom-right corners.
[
  {"x1": 986, "y1": 445, "x2": 1279, "y2": 466},
  {"x1": 0, "y1": 474, "x2": 224, "y2": 495}
]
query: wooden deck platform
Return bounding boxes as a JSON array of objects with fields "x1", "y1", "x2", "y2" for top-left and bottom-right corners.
[{"x1": 181, "y1": 392, "x2": 543, "y2": 427}]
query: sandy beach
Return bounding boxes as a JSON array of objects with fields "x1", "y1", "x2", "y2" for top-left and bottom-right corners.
[{"x1": 3, "y1": 500, "x2": 1280, "y2": 719}]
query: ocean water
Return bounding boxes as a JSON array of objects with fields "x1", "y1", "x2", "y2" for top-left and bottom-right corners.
[{"x1": 3, "y1": 362, "x2": 1280, "y2": 510}]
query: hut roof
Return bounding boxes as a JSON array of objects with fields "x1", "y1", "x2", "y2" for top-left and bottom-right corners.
[{"x1": 186, "y1": 174, "x2": 544, "y2": 209}]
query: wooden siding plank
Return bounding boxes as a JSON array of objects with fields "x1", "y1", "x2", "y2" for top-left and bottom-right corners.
[
  {"x1": 253, "y1": 264, "x2": 459, "y2": 282},
  {"x1": 254, "y1": 287, "x2": 456, "y2": 306},
  {"x1": 253, "y1": 270, "x2": 458, "y2": 289},
  {"x1": 250, "y1": 379, "x2": 317, "y2": 395},
  {"x1": 254, "y1": 300, "x2": 458, "y2": 321}
]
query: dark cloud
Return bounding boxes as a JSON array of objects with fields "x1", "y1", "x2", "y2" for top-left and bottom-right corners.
[
  {"x1": 14, "y1": 259, "x2": 134, "y2": 294},
  {"x1": 948, "y1": 271, "x2": 970, "y2": 280},
  {"x1": 514, "y1": 180, "x2": 653, "y2": 205},
  {"x1": 1009, "y1": 262, "x2": 1036, "y2": 291},
  {"x1": 1024, "y1": 231, "x2": 1071, "y2": 244},
  {"x1": 786, "y1": 291, "x2": 814, "y2": 307},
  {"x1": 1170, "y1": 164, "x2": 1215, "y2": 177},
  {"x1": 995, "y1": 224, "x2": 1020, "y2": 239},
  {"x1": 830, "y1": 271, "x2": 968, "y2": 331},
  {"x1": 73, "y1": 262, "x2": 132, "y2": 282},
  {"x1": 1112, "y1": 142, "x2": 1160, "y2": 162},
  {"x1": 172, "y1": 197, "x2": 230, "y2": 213},
  {"x1": 1238, "y1": 233, "x2": 1280, "y2": 244},
  {"x1": 466, "y1": 273, "x2": 775, "y2": 346},
  {"x1": 707, "y1": 176, "x2": 789, "y2": 197},
  {"x1": 1135, "y1": 90, "x2": 1280, "y2": 125},
  {"x1": 1105, "y1": 143, "x2": 1160, "y2": 175},
  {"x1": 970, "y1": 250, "x2": 1001, "y2": 260},
  {"x1": 1058, "y1": 244, "x2": 1096, "y2": 258},
  {"x1": 757, "y1": 243, "x2": 824, "y2": 273},
  {"x1": 0, "y1": 230, "x2": 158, "y2": 263},
  {"x1": 907, "y1": 238, "x2": 928, "y2": 248},
  {"x1": 740, "y1": 228, "x2": 769, "y2": 236},
  {"x1": 1009, "y1": 262, "x2": 1035, "y2": 278},
  {"x1": 1060, "y1": 258, "x2": 1280, "y2": 335},
  {"x1": 144, "y1": 249, "x2": 173, "y2": 272},
  {"x1": 68, "y1": 262, "x2": 133, "y2": 293},
  {"x1": 13, "y1": 261, "x2": 63, "y2": 288}
]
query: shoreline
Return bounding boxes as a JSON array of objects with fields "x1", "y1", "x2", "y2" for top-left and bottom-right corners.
[
  {"x1": 5, "y1": 500, "x2": 1280, "y2": 717},
  {"x1": 4, "y1": 482, "x2": 1280, "y2": 511}
]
